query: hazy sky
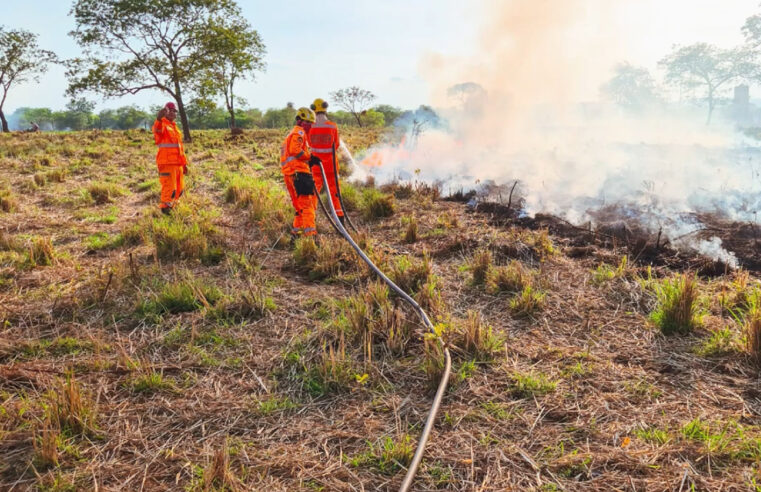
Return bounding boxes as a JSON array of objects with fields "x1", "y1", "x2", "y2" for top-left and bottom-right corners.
[{"x1": 3, "y1": 0, "x2": 760, "y2": 113}]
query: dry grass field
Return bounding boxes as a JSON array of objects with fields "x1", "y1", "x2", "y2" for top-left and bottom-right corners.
[{"x1": 1, "y1": 128, "x2": 761, "y2": 491}]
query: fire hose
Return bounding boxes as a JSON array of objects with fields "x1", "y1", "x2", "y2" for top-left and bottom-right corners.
[{"x1": 313, "y1": 160, "x2": 452, "y2": 492}]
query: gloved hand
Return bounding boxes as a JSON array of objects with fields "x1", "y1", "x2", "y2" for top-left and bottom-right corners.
[
  {"x1": 157, "y1": 108, "x2": 167, "y2": 120},
  {"x1": 183, "y1": 165, "x2": 188, "y2": 175},
  {"x1": 308, "y1": 155, "x2": 321, "y2": 167}
]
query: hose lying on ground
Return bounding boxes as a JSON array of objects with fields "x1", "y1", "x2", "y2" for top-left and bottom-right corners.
[{"x1": 314, "y1": 161, "x2": 452, "y2": 492}]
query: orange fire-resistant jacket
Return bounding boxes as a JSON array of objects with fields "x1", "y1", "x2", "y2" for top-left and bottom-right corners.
[
  {"x1": 280, "y1": 125, "x2": 312, "y2": 176},
  {"x1": 152, "y1": 118, "x2": 187, "y2": 166},
  {"x1": 308, "y1": 119, "x2": 340, "y2": 163}
]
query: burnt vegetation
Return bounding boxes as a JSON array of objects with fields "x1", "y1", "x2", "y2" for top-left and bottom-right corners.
[{"x1": 1, "y1": 128, "x2": 761, "y2": 490}]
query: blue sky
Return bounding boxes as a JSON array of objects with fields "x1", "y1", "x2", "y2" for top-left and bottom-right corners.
[{"x1": 3, "y1": 1, "x2": 760, "y2": 113}]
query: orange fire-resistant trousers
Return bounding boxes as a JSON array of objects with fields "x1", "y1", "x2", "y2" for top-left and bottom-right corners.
[
  {"x1": 312, "y1": 159, "x2": 343, "y2": 217},
  {"x1": 158, "y1": 164, "x2": 185, "y2": 209},
  {"x1": 284, "y1": 174, "x2": 316, "y2": 236}
]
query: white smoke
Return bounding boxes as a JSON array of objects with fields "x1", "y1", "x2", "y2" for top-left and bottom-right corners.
[{"x1": 356, "y1": 0, "x2": 761, "y2": 266}]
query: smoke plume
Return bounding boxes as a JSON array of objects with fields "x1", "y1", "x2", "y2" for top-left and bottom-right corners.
[{"x1": 357, "y1": 0, "x2": 761, "y2": 267}]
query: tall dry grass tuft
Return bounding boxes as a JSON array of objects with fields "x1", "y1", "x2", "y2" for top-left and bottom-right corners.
[
  {"x1": 51, "y1": 375, "x2": 97, "y2": 437},
  {"x1": 650, "y1": 274, "x2": 703, "y2": 336},
  {"x1": 29, "y1": 237, "x2": 56, "y2": 267},
  {"x1": 33, "y1": 420, "x2": 60, "y2": 468},
  {"x1": 456, "y1": 310, "x2": 502, "y2": 360},
  {"x1": 744, "y1": 290, "x2": 761, "y2": 366},
  {"x1": 469, "y1": 249, "x2": 493, "y2": 286},
  {"x1": 203, "y1": 444, "x2": 238, "y2": 492}
]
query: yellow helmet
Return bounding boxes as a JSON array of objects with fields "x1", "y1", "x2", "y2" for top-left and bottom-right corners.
[
  {"x1": 310, "y1": 98, "x2": 329, "y2": 113},
  {"x1": 296, "y1": 107, "x2": 316, "y2": 123}
]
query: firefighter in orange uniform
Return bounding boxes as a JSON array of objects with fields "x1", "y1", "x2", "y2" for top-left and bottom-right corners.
[
  {"x1": 281, "y1": 107, "x2": 320, "y2": 237},
  {"x1": 308, "y1": 98, "x2": 345, "y2": 224},
  {"x1": 152, "y1": 102, "x2": 188, "y2": 215}
]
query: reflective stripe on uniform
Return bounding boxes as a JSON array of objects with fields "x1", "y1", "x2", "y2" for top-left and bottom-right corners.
[
  {"x1": 158, "y1": 143, "x2": 180, "y2": 148},
  {"x1": 311, "y1": 123, "x2": 335, "y2": 129},
  {"x1": 311, "y1": 148, "x2": 332, "y2": 154},
  {"x1": 303, "y1": 227, "x2": 316, "y2": 233},
  {"x1": 281, "y1": 151, "x2": 305, "y2": 166},
  {"x1": 159, "y1": 172, "x2": 171, "y2": 176}
]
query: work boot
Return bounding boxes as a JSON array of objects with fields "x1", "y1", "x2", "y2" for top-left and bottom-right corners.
[
  {"x1": 161, "y1": 207, "x2": 172, "y2": 216},
  {"x1": 338, "y1": 215, "x2": 346, "y2": 227}
]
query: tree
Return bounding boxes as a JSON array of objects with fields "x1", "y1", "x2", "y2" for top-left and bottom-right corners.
[
  {"x1": 0, "y1": 27, "x2": 57, "y2": 132},
  {"x1": 195, "y1": 18, "x2": 265, "y2": 130},
  {"x1": 659, "y1": 43, "x2": 752, "y2": 124},
  {"x1": 373, "y1": 104, "x2": 402, "y2": 126},
  {"x1": 67, "y1": 0, "x2": 259, "y2": 142},
  {"x1": 60, "y1": 98, "x2": 96, "y2": 130},
  {"x1": 600, "y1": 63, "x2": 661, "y2": 110},
  {"x1": 330, "y1": 86, "x2": 376, "y2": 127}
]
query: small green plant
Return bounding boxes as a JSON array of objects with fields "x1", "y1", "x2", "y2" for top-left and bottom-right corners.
[
  {"x1": 130, "y1": 371, "x2": 175, "y2": 394},
  {"x1": 633, "y1": 426, "x2": 671, "y2": 445},
  {"x1": 694, "y1": 326, "x2": 738, "y2": 357},
  {"x1": 591, "y1": 256, "x2": 629, "y2": 285},
  {"x1": 255, "y1": 395, "x2": 297, "y2": 415},
  {"x1": 509, "y1": 285, "x2": 546, "y2": 316},
  {"x1": 85, "y1": 232, "x2": 124, "y2": 251},
  {"x1": 510, "y1": 370, "x2": 556, "y2": 397},
  {"x1": 349, "y1": 435, "x2": 414, "y2": 474},
  {"x1": 649, "y1": 274, "x2": 703, "y2": 335}
]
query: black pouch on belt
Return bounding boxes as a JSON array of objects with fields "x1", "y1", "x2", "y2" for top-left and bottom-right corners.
[{"x1": 293, "y1": 172, "x2": 315, "y2": 196}]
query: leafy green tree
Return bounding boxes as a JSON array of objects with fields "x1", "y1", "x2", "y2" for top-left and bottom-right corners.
[
  {"x1": 601, "y1": 63, "x2": 661, "y2": 110},
  {"x1": 373, "y1": 104, "x2": 402, "y2": 126},
  {"x1": 330, "y1": 86, "x2": 376, "y2": 127},
  {"x1": 262, "y1": 106, "x2": 296, "y2": 128},
  {"x1": 0, "y1": 27, "x2": 57, "y2": 132},
  {"x1": 195, "y1": 18, "x2": 265, "y2": 130},
  {"x1": 14, "y1": 107, "x2": 54, "y2": 130},
  {"x1": 659, "y1": 43, "x2": 753, "y2": 124},
  {"x1": 58, "y1": 98, "x2": 96, "y2": 130},
  {"x1": 67, "y1": 0, "x2": 259, "y2": 141},
  {"x1": 362, "y1": 109, "x2": 385, "y2": 127}
]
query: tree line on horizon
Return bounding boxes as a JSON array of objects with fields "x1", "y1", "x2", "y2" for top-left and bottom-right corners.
[{"x1": 4, "y1": 100, "x2": 419, "y2": 132}]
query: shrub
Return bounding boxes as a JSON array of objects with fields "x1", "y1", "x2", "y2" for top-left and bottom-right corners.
[{"x1": 650, "y1": 274, "x2": 703, "y2": 335}]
